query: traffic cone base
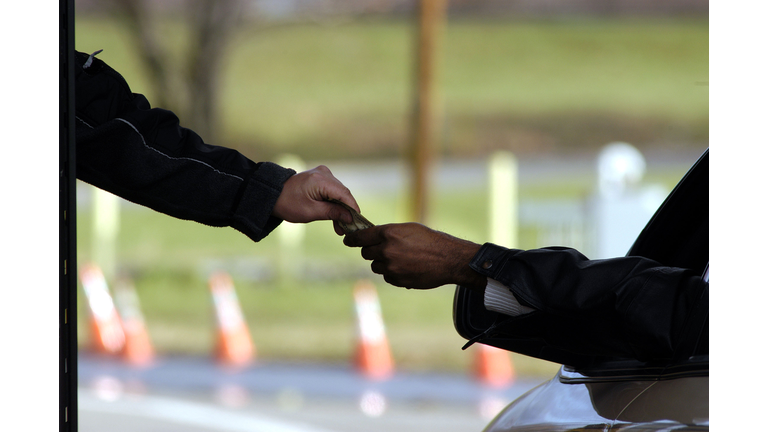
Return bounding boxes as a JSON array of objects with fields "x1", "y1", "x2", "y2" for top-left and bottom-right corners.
[
  {"x1": 215, "y1": 326, "x2": 254, "y2": 366},
  {"x1": 209, "y1": 272, "x2": 255, "y2": 368},
  {"x1": 355, "y1": 339, "x2": 394, "y2": 380},
  {"x1": 475, "y1": 343, "x2": 515, "y2": 387},
  {"x1": 120, "y1": 320, "x2": 154, "y2": 367},
  {"x1": 114, "y1": 277, "x2": 154, "y2": 367}
]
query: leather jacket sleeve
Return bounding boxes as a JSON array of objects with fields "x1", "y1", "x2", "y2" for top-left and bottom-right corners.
[
  {"x1": 74, "y1": 51, "x2": 295, "y2": 242},
  {"x1": 469, "y1": 243, "x2": 708, "y2": 361}
]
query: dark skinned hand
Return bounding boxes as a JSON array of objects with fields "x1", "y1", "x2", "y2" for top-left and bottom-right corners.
[{"x1": 343, "y1": 222, "x2": 486, "y2": 291}]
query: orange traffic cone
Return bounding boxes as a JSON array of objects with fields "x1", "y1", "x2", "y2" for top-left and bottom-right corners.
[
  {"x1": 353, "y1": 280, "x2": 394, "y2": 380},
  {"x1": 80, "y1": 263, "x2": 125, "y2": 355},
  {"x1": 475, "y1": 343, "x2": 515, "y2": 387},
  {"x1": 113, "y1": 277, "x2": 154, "y2": 367},
  {"x1": 209, "y1": 272, "x2": 255, "y2": 368}
]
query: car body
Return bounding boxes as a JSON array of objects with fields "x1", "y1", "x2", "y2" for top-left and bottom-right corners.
[{"x1": 482, "y1": 360, "x2": 708, "y2": 431}]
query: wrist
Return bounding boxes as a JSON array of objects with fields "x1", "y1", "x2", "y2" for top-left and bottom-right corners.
[
  {"x1": 271, "y1": 173, "x2": 298, "y2": 221},
  {"x1": 442, "y1": 234, "x2": 485, "y2": 292}
]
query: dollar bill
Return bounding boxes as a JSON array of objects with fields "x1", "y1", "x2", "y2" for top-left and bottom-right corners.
[{"x1": 328, "y1": 198, "x2": 374, "y2": 233}]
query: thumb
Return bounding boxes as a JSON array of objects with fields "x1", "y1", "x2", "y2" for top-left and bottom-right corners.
[
  {"x1": 343, "y1": 224, "x2": 382, "y2": 247},
  {"x1": 326, "y1": 203, "x2": 354, "y2": 224}
]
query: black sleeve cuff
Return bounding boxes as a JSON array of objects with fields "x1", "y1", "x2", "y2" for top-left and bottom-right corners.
[
  {"x1": 469, "y1": 242, "x2": 519, "y2": 278},
  {"x1": 231, "y1": 162, "x2": 296, "y2": 242}
]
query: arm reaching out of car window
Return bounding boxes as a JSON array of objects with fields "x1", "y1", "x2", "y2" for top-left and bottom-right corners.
[{"x1": 344, "y1": 221, "x2": 708, "y2": 362}]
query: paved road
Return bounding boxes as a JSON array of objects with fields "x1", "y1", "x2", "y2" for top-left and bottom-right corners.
[{"x1": 78, "y1": 354, "x2": 547, "y2": 432}]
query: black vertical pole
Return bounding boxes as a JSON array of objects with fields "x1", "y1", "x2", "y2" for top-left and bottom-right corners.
[{"x1": 60, "y1": 0, "x2": 77, "y2": 430}]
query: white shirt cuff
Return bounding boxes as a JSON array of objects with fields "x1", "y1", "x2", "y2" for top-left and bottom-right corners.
[{"x1": 484, "y1": 278, "x2": 535, "y2": 316}]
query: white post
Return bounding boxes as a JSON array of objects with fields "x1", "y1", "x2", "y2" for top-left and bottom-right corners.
[
  {"x1": 92, "y1": 186, "x2": 120, "y2": 282},
  {"x1": 591, "y1": 142, "x2": 665, "y2": 258},
  {"x1": 276, "y1": 154, "x2": 306, "y2": 284},
  {"x1": 488, "y1": 151, "x2": 518, "y2": 248}
]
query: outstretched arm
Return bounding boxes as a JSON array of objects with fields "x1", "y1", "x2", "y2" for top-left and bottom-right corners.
[
  {"x1": 75, "y1": 50, "x2": 358, "y2": 240},
  {"x1": 343, "y1": 223, "x2": 486, "y2": 291}
]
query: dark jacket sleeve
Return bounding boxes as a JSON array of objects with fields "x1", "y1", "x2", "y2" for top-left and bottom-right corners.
[
  {"x1": 74, "y1": 51, "x2": 295, "y2": 242},
  {"x1": 469, "y1": 243, "x2": 708, "y2": 361}
]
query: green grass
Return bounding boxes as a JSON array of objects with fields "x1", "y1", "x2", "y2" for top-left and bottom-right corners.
[
  {"x1": 75, "y1": 16, "x2": 708, "y2": 160},
  {"x1": 74, "y1": 15, "x2": 706, "y2": 377},
  {"x1": 442, "y1": 19, "x2": 708, "y2": 116}
]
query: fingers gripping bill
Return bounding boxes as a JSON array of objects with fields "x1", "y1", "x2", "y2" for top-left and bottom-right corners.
[{"x1": 329, "y1": 198, "x2": 374, "y2": 234}]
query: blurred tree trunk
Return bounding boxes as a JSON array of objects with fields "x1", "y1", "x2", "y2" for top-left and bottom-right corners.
[
  {"x1": 185, "y1": 0, "x2": 242, "y2": 140},
  {"x1": 112, "y1": 0, "x2": 243, "y2": 140},
  {"x1": 408, "y1": 0, "x2": 446, "y2": 224},
  {"x1": 112, "y1": 0, "x2": 178, "y2": 111}
]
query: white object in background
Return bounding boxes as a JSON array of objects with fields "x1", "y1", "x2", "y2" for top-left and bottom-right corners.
[
  {"x1": 592, "y1": 143, "x2": 666, "y2": 258},
  {"x1": 276, "y1": 154, "x2": 306, "y2": 281},
  {"x1": 488, "y1": 151, "x2": 518, "y2": 248},
  {"x1": 597, "y1": 142, "x2": 646, "y2": 198}
]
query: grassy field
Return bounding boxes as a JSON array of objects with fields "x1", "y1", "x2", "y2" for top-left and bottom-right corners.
[
  {"x1": 75, "y1": 16, "x2": 708, "y2": 160},
  {"x1": 74, "y1": 15, "x2": 707, "y2": 377}
]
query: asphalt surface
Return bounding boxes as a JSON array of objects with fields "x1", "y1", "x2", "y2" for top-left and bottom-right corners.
[{"x1": 78, "y1": 354, "x2": 548, "y2": 432}]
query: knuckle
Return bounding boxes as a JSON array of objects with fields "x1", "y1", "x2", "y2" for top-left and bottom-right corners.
[
  {"x1": 381, "y1": 227, "x2": 400, "y2": 242},
  {"x1": 371, "y1": 261, "x2": 383, "y2": 275}
]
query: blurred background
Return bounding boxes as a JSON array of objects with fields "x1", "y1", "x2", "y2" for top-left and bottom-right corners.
[{"x1": 73, "y1": 0, "x2": 708, "y2": 430}]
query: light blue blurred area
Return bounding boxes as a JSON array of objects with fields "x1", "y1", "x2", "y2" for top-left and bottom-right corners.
[{"x1": 78, "y1": 353, "x2": 545, "y2": 432}]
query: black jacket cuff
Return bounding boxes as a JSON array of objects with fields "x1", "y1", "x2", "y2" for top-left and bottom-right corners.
[{"x1": 232, "y1": 162, "x2": 296, "y2": 242}]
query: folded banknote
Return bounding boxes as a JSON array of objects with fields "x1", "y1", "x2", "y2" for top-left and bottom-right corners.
[{"x1": 328, "y1": 198, "x2": 374, "y2": 234}]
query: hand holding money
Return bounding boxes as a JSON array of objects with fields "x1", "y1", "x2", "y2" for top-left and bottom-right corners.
[
  {"x1": 343, "y1": 222, "x2": 485, "y2": 290},
  {"x1": 328, "y1": 198, "x2": 375, "y2": 234},
  {"x1": 272, "y1": 165, "x2": 364, "y2": 237}
]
